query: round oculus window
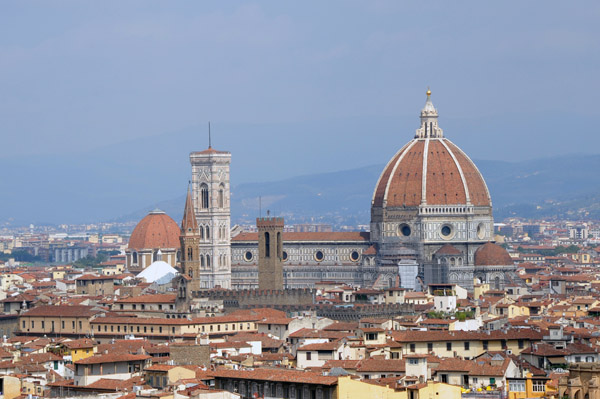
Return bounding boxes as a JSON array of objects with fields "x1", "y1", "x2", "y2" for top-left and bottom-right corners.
[
  {"x1": 399, "y1": 224, "x2": 411, "y2": 237},
  {"x1": 440, "y1": 224, "x2": 453, "y2": 239},
  {"x1": 350, "y1": 251, "x2": 360, "y2": 262},
  {"x1": 314, "y1": 250, "x2": 324, "y2": 262},
  {"x1": 243, "y1": 251, "x2": 253, "y2": 262},
  {"x1": 282, "y1": 251, "x2": 288, "y2": 261}
]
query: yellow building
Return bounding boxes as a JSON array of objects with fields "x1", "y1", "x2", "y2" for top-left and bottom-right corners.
[
  {"x1": 474, "y1": 283, "x2": 490, "y2": 299},
  {"x1": 394, "y1": 329, "x2": 541, "y2": 359},
  {"x1": 90, "y1": 313, "x2": 261, "y2": 340},
  {"x1": 64, "y1": 338, "x2": 96, "y2": 362},
  {"x1": 144, "y1": 364, "x2": 197, "y2": 389},
  {"x1": 507, "y1": 374, "x2": 554, "y2": 399},
  {"x1": 508, "y1": 304, "x2": 530, "y2": 318},
  {"x1": 0, "y1": 375, "x2": 22, "y2": 399},
  {"x1": 336, "y1": 376, "x2": 462, "y2": 399}
]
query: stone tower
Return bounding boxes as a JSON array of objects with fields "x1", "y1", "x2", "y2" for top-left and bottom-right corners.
[
  {"x1": 257, "y1": 216, "x2": 284, "y2": 290},
  {"x1": 180, "y1": 187, "x2": 201, "y2": 293},
  {"x1": 190, "y1": 146, "x2": 232, "y2": 289}
]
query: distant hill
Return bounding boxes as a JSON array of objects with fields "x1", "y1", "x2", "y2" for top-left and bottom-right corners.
[
  {"x1": 0, "y1": 110, "x2": 597, "y2": 226},
  {"x1": 114, "y1": 154, "x2": 600, "y2": 227}
]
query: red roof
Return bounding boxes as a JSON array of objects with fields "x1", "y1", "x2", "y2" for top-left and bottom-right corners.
[
  {"x1": 373, "y1": 138, "x2": 491, "y2": 207},
  {"x1": 436, "y1": 244, "x2": 462, "y2": 256},
  {"x1": 128, "y1": 210, "x2": 180, "y2": 250},
  {"x1": 21, "y1": 305, "x2": 101, "y2": 318},
  {"x1": 191, "y1": 147, "x2": 230, "y2": 155},
  {"x1": 115, "y1": 294, "x2": 176, "y2": 304},
  {"x1": 181, "y1": 188, "x2": 199, "y2": 232},
  {"x1": 475, "y1": 242, "x2": 514, "y2": 266},
  {"x1": 75, "y1": 353, "x2": 150, "y2": 365}
]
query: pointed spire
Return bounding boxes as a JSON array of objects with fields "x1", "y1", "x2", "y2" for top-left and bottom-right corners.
[
  {"x1": 415, "y1": 88, "x2": 444, "y2": 139},
  {"x1": 181, "y1": 185, "x2": 199, "y2": 232}
]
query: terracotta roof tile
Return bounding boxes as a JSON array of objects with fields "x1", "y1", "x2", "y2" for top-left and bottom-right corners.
[{"x1": 128, "y1": 210, "x2": 180, "y2": 250}]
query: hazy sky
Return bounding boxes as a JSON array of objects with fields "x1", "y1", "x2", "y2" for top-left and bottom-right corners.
[{"x1": 1, "y1": 1, "x2": 599, "y2": 162}]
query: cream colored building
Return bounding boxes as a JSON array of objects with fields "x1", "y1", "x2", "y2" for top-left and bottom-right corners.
[{"x1": 19, "y1": 305, "x2": 101, "y2": 337}]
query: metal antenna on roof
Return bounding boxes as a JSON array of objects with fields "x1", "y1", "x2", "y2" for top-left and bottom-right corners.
[{"x1": 208, "y1": 122, "x2": 212, "y2": 149}]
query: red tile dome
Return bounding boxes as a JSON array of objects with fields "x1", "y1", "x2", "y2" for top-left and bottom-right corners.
[
  {"x1": 372, "y1": 92, "x2": 491, "y2": 208},
  {"x1": 474, "y1": 242, "x2": 513, "y2": 266},
  {"x1": 128, "y1": 209, "x2": 181, "y2": 250}
]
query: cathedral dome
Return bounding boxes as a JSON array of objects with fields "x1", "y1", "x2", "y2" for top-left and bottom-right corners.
[
  {"x1": 474, "y1": 242, "x2": 513, "y2": 266},
  {"x1": 128, "y1": 209, "x2": 181, "y2": 250},
  {"x1": 372, "y1": 91, "x2": 491, "y2": 208}
]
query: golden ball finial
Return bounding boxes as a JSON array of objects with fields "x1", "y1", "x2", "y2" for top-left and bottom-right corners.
[{"x1": 426, "y1": 88, "x2": 431, "y2": 97}]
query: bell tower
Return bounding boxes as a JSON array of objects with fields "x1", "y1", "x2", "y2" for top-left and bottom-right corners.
[
  {"x1": 180, "y1": 187, "x2": 201, "y2": 293},
  {"x1": 190, "y1": 144, "x2": 232, "y2": 289},
  {"x1": 257, "y1": 216, "x2": 284, "y2": 290}
]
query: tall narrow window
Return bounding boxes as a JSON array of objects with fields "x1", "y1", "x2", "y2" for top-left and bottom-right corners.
[
  {"x1": 132, "y1": 252, "x2": 138, "y2": 264},
  {"x1": 206, "y1": 226, "x2": 210, "y2": 239},
  {"x1": 200, "y1": 226, "x2": 204, "y2": 239},
  {"x1": 277, "y1": 232, "x2": 282, "y2": 259},
  {"x1": 200, "y1": 183, "x2": 209, "y2": 209},
  {"x1": 187, "y1": 247, "x2": 193, "y2": 261},
  {"x1": 207, "y1": 255, "x2": 211, "y2": 267},
  {"x1": 218, "y1": 184, "x2": 225, "y2": 208},
  {"x1": 200, "y1": 255, "x2": 205, "y2": 267},
  {"x1": 265, "y1": 232, "x2": 270, "y2": 257}
]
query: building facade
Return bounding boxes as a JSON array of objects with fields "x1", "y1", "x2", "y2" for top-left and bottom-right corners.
[{"x1": 177, "y1": 92, "x2": 514, "y2": 291}]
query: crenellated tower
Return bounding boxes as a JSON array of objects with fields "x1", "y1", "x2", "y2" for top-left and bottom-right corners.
[{"x1": 257, "y1": 216, "x2": 284, "y2": 290}]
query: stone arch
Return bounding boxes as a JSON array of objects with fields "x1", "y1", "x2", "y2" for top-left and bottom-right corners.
[{"x1": 200, "y1": 183, "x2": 209, "y2": 209}]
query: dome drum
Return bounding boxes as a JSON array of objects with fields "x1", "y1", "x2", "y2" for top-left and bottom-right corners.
[
  {"x1": 126, "y1": 209, "x2": 181, "y2": 272},
  {"x1": 370, "y1": 90, "x2": 502, "y2": 290}
]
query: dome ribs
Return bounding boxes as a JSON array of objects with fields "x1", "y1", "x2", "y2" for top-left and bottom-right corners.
[
  {"x1": 445, "y1": 141, "x2": 491, "y2": 207},
  {"x1": 372, "y1": 141, "x2": 413, "y2": 207},
  {"x1": 128, "y1": 211, "x2": 181, "y2": 250},
  {"x1": 425, "y1": 140, "x2": 466, "y2": 205},
  {"x1": 386, "y1": 140, "x2": 425, "y2": 207}
]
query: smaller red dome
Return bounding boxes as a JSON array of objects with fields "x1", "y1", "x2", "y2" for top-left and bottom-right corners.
[
  {"x1": 474, "y1": 242, "x2": 513, "y2": 266},
  {"x1": 128, "y1": 209, "x2": 180, "y2": 250}
]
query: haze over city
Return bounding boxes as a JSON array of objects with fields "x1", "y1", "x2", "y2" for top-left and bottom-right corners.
[
  {"x1": 1, "y1": 1, "x2": 599, "y2": 225},
  {"x1": 2, "y1": 3, "x2": 600, "y2": 399}
]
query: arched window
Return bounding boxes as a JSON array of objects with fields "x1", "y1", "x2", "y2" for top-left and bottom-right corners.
[
  {"x1": 200, "y1": 255, "x2": 205, "y2": 267},
  {"x1": 200, "y1": 183, "x2": 209, "y2": 209},
  {"x1": 207, "y1": 255, "x2": 211, "y2": 267},
  {"x1": 200, "y1": 226, "x2": 204, "y2": 239},
  {"x1": 265, "y1": 232, "x2": 270, "y2": 257},
  {"x1": 277, "y1": 232, "x2": 282, "y2": 259},
  {"x1": 188, "y1": 268, "x2": 193, "y2": 277},
  {"x1": 132, "y1": 252, "x2": 138, "y2": 264},
  {"x1": 206, "y1": 226, "x2": 210, "y2": 239},
  {"x1": 218, "y1": 184, "x2": 225, "y2": 208},
  {"x1": 153, "y1": 251, "x2": 158, "y2": 262},
  {"x1": 187, "y1": 247, "x2": 193, "y2": 261},
  {"x1": 494, "y1": 276, "x2": 501, "y2": 290}
]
